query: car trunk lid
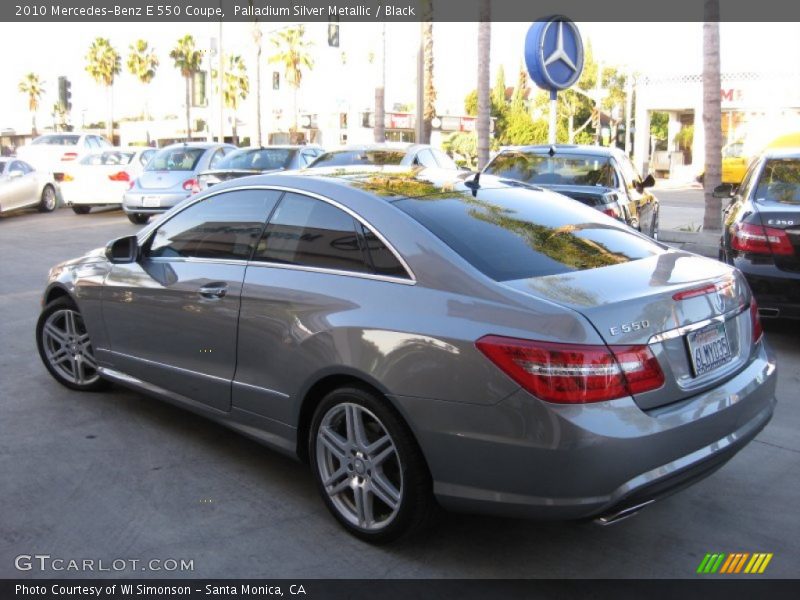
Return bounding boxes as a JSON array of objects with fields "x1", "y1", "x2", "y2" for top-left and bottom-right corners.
[{"x1": 137, "y1": 170, "x2": 191, "y2": 190}]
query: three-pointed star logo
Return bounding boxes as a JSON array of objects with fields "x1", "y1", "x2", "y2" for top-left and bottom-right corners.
[{"x1": 543, "y1": 21, "x2": 578, "y2": 73}]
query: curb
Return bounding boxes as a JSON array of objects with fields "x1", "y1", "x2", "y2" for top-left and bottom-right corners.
[{"x1": 659, "y1": 229, "x2": 720, "y2": 259}]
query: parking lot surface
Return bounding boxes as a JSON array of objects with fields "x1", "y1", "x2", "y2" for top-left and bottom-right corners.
[{"x1": 1, "y1": 206, "x2": 798, "y2": 579}]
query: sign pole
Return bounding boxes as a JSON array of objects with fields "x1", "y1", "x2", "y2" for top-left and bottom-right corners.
[{"x1": 548, "y1": 90, "x2": 558, "y2": 144}]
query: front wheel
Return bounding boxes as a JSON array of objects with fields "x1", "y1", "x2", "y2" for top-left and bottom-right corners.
[
  {"x1": 36, "y1": 297, "x2": 108, "y2": 392},
  {"x1": 309, "y1": 386, "x2": 435, "y2": 543},
  {"x1": 71, "y1": 205, "x2": 91, "y2": 215},
  {"x1": 38, "y1": 185, "x2": 57, "y2": 212},
  {"x1": 127, "y1": 213, "x2": 150, "y2": 225}
]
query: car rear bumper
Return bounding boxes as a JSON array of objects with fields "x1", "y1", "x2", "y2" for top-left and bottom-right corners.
[
  {"x1": 394, "y1": 342, "x2": 776, "y2": 520},
  {"x1": 122, "y1": 191, "x2": 189, "y2": 214},
  {"x1": 734, "y1": 257, "x2": 800, "y2": 318}
]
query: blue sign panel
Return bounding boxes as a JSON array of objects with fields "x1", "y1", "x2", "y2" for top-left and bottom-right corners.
[{"x1": 525, "y1": 16, "x2": 584, "y2": 92}]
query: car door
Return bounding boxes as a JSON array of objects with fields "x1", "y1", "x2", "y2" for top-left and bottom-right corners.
[
  {"x1": 233, "y1": 191, "x2": 411, "y2": 427},
  {"x1": 5, "y1": 161, "x2": 38, "y2": 210},
  {"x1": 615, "y1": 154, "x2": 656, "y2": 234},
  {"x1": 101, "y1": 188, "x2": 282, "y2": 412}
]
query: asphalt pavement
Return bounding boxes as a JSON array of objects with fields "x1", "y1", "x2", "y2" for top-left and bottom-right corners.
[{"x1": 1, "y1": 206, "x2": 798, "y2": 579}]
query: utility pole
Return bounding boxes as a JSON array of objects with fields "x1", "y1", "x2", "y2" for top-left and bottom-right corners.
[
  {"x1": 624, "y1": 69, "x2": 633, "y2": 155},
  {"x1": 218, "y1": 17, "x2": 225, "y2": 143}
]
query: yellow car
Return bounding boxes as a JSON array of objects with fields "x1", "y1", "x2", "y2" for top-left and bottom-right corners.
[{"x1": 700, "y1": 133, "x2": 800, "y2": 185}]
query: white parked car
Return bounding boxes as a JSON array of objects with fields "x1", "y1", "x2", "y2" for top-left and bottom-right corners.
[
  {"x1": 59, "y1": 147, "x2": 157, "y2": 214},
  {"x1": 16, "y1": 133, "x2": 112, "y2": 174},
  {"x1": 0, "y1": 158, "x2": 58, "y2": 214}
]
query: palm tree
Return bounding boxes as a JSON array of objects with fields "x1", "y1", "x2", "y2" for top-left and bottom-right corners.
[
  {"x1": 702, "y1": 1, "x2": 723, "y2": 232},
  {"x1": 251, "y1": 22, "x2": 264, "y2": 146},
  {"x1": 269, "y1": 26, "x2": 314, "y2": 140},
  {"x1": 420, "y1": 0, "x2": 436, "y2": 144},
  {"x1": 127, "y1": 39, "x2": 159, "y2": 142},
  {"x1": 476, "y1": 3, "x2": 491, "y2": 169},
  {"x1": 170, "y1": 34, "x2": 203, "y2": 141},
  {"x1": 218, "y1": 54, "x2": 250, "y2": 145},
  {"x1": 85, "y1": 38, "x2": 121, "y2": 141},
  {"x1": 18, "y1": 73, "x2": 44, "y2": 135},
  {"x1": 374, "y1": 24, "x2": 386, "y2": 143}
]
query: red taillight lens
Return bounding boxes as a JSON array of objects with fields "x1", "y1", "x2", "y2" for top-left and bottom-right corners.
[
  {"x1": 108, "y1": 171, "x2": 130, "y2": 182},
  {"x1": 475, "y1": 336, "x2": 664, "y2": 404},
  {"x1": 183, "y1": 178, "x2": 199, "y2": 193},
  {"x1": 732, "y1": 222, "x2": 794, "y2": 255},
  {"x1": 61, "y1": 152, "x2": 78, "y2": 161},
  {"x1": 602, "y1": 207, "x2": 618, "y2": 218},
  {"x1": 750, "y1": 297, "x2": 763, "y2": 343},
  {"x1": 672, "y1": 278, "x2": 734, "y2": 302}
]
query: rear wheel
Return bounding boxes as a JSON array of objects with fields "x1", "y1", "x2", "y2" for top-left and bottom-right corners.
[
  {"x1": 36, "y1": 297, "x2": 108, "y2": 392},
  {"x1": 38, "y1": 185, "x2": 57, "y2": 212},
  {"x1": 71, "y1": 205, "x2": 91, "y2": 215},
  {"x1": 309, "y1": 386, "x2": 435, "y2": 543},
  {"x1": 127, "y1": 213, "x2": 150, "y2": 225}
]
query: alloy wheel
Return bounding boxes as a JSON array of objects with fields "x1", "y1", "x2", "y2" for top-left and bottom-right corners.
[{"x1": 41, "y1": 309, "x2": 100, "y2": 386}]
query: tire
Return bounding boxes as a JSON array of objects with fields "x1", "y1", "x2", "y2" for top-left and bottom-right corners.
[
  {"x1": 36, "y1": 297, "x2": 108, "y2": 392},
  {"x1": 128, "y1": 213, "x2": 150, "y2": 225},
  {"x1": 71, "y1": 205, "x2": 91, "y2": 215},
  {"x1": 38, "y1": 185, "x2": 57, "y2": 212},
  {"x1": 309, "y1": 386, "x2": 436, "y2": 543}
]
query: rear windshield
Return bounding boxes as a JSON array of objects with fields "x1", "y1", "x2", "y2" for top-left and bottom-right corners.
[
  {"x1": 80, "y1": 151, "x2": 135, "y2": 166},
  {"x1": 146, "y1": 147, "x2": 205, "y2": 171},
  {"x1": 755, "y1": 158, "x2": 800, "y2": 204},
  {"x1": 218, "y1": 148, "x2": 295, "y2": 171},
  {"x1": 32, "y1": 135, "x2": 80, "y2": 146},
  {"x1": 311, "y1": 150, "x2": 406, "y2": 168},
  {"x1": 485, "y1": 151, "x2": 616, "y2": 187},
  {"x1": 395, "y1": 188, "x2": 661, "y2": 281}
]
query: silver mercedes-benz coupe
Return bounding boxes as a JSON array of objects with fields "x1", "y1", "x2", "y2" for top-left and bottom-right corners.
[{"x1": 36, "y1": 166, "x2": 777, "y2": 543}]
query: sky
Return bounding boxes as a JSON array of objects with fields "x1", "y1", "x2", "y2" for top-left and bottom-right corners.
[{"x1": 1, "y1": 21, "x2": 799, "y2": 133}]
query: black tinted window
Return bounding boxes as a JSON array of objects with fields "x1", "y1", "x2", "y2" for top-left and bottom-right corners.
[
  {"x1": 220, "y1": 148, "x2": 295, "y2": 170},
  {"x1": 148, "y1": 190, "x2": 280, "y2": 260},
  {"x1": 359, "y1": 224, "x2": 409, "y2": 278},
  {"x1": 415, "y1": 149, "x2": 437, "y2": 168},
  {"x1": 755, "y1": 158, "x2": 800, "y2": 204},
  {"x1": 485, "y1": 152, "x2": 616, "y2": 187},
  {"x1": 395, "y1": 188, "x2": 661, "y2": 281},
  {"x1": 254, "y1": 193, "x2": 370, "y2": 273}
]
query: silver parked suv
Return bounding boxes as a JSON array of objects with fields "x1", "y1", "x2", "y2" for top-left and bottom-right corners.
[
  {"x1": 123, "y1": 142, "x2": 235, "y2": 224},
  {"x1": 37, "y1": 166, "x2": 777, "y2": 542}
]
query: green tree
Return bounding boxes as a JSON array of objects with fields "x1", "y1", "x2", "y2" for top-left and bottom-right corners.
[
  {"x1": 269, "y1": 26, "x2": 313, "y2": 138},
  {"x1": 170, "y1": 34, "x2": 203, "y2": 141},
  {"x1": 18, "y1": 73, "x2": 44, "y2": 135},
  {"x1": 85, "y1": 37, "x2": 121, "y2": 141},
  {"x1": 216, "y1": 54, "x2": 249, "y2": 146}
]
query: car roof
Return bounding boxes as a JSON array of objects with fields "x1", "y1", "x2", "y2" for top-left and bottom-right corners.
[
  {"x1": 158, "y1": 142, "x2": 231, "y2": 150},
  {"x1": 229, "y1": 145, "x2": 320, "y2": 151},
  {"x1": 203, "y1": 165, "x2": 502, "y2": 202},
  {"x1": 320, "y1": 143, "x2": 426, "y2": 153},
  {"x1": 761, "y1": 147, "x2": 800, "y2": 159},
  {"x1": 498, "y1": 144, "x2": 623, "y2": 158}
]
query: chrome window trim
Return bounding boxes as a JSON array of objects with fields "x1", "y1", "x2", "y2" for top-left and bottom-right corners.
[
  {"x1": 138, "y1": 184, "x2": 417, "y2": 284},
  {"x1": 647, "y1": 305, "x2": 746, "y2": 345}
]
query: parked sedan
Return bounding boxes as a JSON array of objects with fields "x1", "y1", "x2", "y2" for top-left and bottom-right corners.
[
  {"x1": 17, "y1": 132, "x2": 112, "y2": 173},
  {"x1": 718, "y1": 148, "x2": 800, "y2": 319},
  {"x1": 197, "y1": 145, "x2": 324, "y2": 191},
  {"x1": 37, "y1": 166, "x2": 775, "y2": 543},
  {"x1": 123, "y1": 142, "x2": 235, "y2": 224},
  {"x1": 60, "y1": 147, "x2": 157, "y2": 214},
  {"x1": 0, "y1": 158, "x2": 58, "y2": 214},
  {"x1": 309, "y1": 143, "x2": 459, "y2": 170},
  {"x1": 483, "y1": 145, "x2": 660, "y2": 238}
]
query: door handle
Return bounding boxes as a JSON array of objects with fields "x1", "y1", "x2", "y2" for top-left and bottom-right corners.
[{"x1": 198, "y1": 283, "x2": 228, "y2": 299}]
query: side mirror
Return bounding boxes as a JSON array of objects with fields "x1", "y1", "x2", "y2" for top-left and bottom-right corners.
[
  {"x1": 105, "y1": 235, "x2": 139, "y2": 264},
  {"x1": 713, "y1": 183, "x2": 736, "y2": 198},
  {"x1": 640, "y1": 173, "x2": 656, "y2": 189}
]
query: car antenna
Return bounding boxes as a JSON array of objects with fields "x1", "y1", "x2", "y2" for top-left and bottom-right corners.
[
  {"x1": 548, "y1": 145, "x2": 556, "y2": 157},
  {"x1": 465, "y1": 171, "x2": 481, "y2": 196}
]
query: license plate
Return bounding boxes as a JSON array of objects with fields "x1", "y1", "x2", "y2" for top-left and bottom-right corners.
[
  {"x1": 142, "y1": 196, "x2": 160, "y2": 208},
  {"x1": 686, "y1": 322, "x2": 733, "y2": 377}
]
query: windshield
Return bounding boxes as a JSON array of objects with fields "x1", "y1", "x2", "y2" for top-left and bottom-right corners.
[
  {"x1": 80, "y1": 151, "x2": 135, "y2": 166},
  {"x1": 218, "y1": 148, "x2": 295, "y2": 171},
  {"x1": 146, "y1": 147, "x2": 205, "y2": 171},
  {"x1": 755, "y1": 158, "x2": 800, "y2": 204},
  {"x1": 311, "y1": 150, "x2": 407, "y2": 168},
  {"x1": 32, "y1": 135, "x2": 80, "y2": 146},
  {"x1": 485, "y1": 152, "x2": 616, "y2": 187}
]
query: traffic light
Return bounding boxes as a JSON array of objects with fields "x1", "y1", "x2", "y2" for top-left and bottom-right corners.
[
  {"x1": 272, "y1": 71, "x2": 280, "y2": 90},
  {"x1": 58, "y1": 76, "x2": 72, "y2": 112},
  {"x1": 328, "y1": 20, "x2": 340, "y2": 47}
]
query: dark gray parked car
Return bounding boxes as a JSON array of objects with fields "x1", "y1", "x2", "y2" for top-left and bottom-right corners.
[
  {"x1": 37, "y1": 166, "x2": 776, "y2": 542},
  {"x1": 309, "y1": 143, "x2": 459, "y2": 170}
]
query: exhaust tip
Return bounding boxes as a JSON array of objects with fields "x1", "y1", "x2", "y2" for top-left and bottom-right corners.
[{"x1": 594, "y1": 499, "x2": 654, "y2": 526}]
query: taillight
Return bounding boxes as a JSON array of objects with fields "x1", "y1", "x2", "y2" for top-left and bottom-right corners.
[
  {"x1": 731, "y1": 222, "x2": 794, "y2": 255},
  {"x1": 54, "y1": 173, "x2": 71, "y2": 183},
  {"x1": 602, "y1": 208, "x2": 618, "y2": 218},
  {"x1": 475, "y1": 335, "x2": 664, "y2": 404},
  {"x1": 183, "y1": 178, "x2": 199, "y2": 193},
  {"x1": 127, "y1": 179, "x2": 136, "y2": 190},
  {"x1": 673, "y1": 278, "x2": 734, "y2": 302},
  {"x1": 108, "y1": 171, "x2": 130, "y2": 182},
  {"x1": 61, "y1": 152, "x2": 78, "y2": 161},
  {"x1": 750, "y1": 297, "x2": 763, "y2": 343}
]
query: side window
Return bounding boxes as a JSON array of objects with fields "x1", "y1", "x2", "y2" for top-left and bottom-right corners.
[
  {"x1": 616, "y1": 156, "x2": 642, "y2": 193},
  {"x1": 253, "y1": 192, "x2": 370, "y2": 274},
  {"x1": 208, "y1": 148, "x2": 226, "y2": 169},
  {"x1": 140, "y1": 150, "x2": 155, "y2": 167},
  {"x1": 15, "y1": 161, "x2": 33, "y2": 174},
  {"x1": 97, "y1": 137, "x2": 112, "y2": 148},
  {"x1": 359, "y1": 224, "x2": 410, "y2": 279},
  {"x1": 415, "y1": 149, "x2": 438, "y2": 168},
  {"x1": 148, "y1": 189, "x2": 281, "y2": 260},
  {"x1": 737, "y1": 160, "x2": 760, "y2": 201},
  {"x1": 300, "y1": 151, "x2": 315, "y2": 166},
  {"x1": 432, "y1": 149, "x2": 457, "y2": 170}
]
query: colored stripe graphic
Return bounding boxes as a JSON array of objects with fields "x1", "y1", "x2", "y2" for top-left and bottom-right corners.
[{"x1": 697, "y1": 552, "x2": 773, "y2": 574}]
